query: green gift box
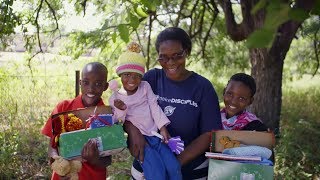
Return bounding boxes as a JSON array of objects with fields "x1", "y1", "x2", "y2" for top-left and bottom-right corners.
[
  {"x1": 58, "y1": 124, "x2": 126, "y2": 159},
  {"x1": 208, "y1": 159, "x2": 274, "y2": 180}
]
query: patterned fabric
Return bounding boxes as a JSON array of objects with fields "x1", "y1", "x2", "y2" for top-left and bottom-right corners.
[{"x1": 221, "y1": 108, "x2": 261, "y2": 130}]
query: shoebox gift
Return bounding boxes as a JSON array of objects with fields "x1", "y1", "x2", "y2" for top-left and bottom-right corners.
[
  {"x1": 206, "y1": 130, "x2": 275, "y2": 180},
  {"x1": 58, "y1": 124, "x2": 126, "y2": 159},
  {"x1": 51, "y1": 105, "x2": 126, "y2": 159}
]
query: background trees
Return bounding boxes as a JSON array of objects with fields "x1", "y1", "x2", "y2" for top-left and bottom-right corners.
[
  {"x1": 2, "y1": 0, "x2": 320, "y2": 131},
  {"x1": 1, "y1": 0, "x2": 320, "y2": 178}
]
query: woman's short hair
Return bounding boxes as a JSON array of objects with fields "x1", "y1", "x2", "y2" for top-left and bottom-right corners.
[{"x1": 155, "y1": 27, "x2": 192, "y2": 56}]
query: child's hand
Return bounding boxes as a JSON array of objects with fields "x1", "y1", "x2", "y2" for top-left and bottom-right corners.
[
  {"x1": 81, "y1": 139, "x2": 100, "y2": 166},
  {"x1": 114, "y1": 99, "x2": 127, "y2": 110},
  {"x1": 159, "y1": 126, "x2": 171, "y2": 143}
]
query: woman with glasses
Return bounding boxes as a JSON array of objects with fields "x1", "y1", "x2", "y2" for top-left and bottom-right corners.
[{"x1": 124, "y1": 27, "x2": 222, "y2": 180}]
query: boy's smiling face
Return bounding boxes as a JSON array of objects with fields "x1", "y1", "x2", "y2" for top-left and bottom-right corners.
[
  {"x1": 223, "y1": 80, "x2": 253, "y2": 118},
  {"x1": 80, "y1": 64, "x2": 108, "y2": 107}
]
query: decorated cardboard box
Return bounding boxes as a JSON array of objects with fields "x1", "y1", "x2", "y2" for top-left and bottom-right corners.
[
  {"x1": 59, "y1": 124, "x2": 126, "y2": 159},
  {"x1": 51, "y1": 105, "x2": 127, "y2": 159},
  {"x1": 207, "y1": 130, "x2": 275, "y2": 180}
]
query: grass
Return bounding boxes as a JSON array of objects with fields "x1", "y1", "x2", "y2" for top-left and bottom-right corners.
[
  {"x1": 274, "y1": 85, "x2": 320, "y2": 179},
  {"x1": 0, "y1": 52, "x2": 319, "y2": 179}
]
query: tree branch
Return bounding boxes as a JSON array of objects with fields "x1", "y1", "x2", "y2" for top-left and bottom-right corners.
[
  {"x1": 188, "y1": 0, "x2": 200, "y2": 35},
  {"x1": 163, "y1": 0, "x2": 174, "y2": 25},
  {"x1": 218, "y1": 0, "x2": 255, "y2": 41},
  {"x1": 81, "y1": 0, "x2": 87, "y2": 16},
  {"x1": 35, "y1": 0, "x2": 44, "y2": 53},
  {"x1": 44, "y1": 0, "x2": 59, "y2": 32},
  {"x1": 201, "y1": 0, "x2": 219, "y2": 57},
  {"x1": 269, "y1": 0, "x2": 315, "y2": 61},
  {"x1": 146, "y1": 15, "x2": 154, "y2": 70},
  {"x1": 174, "y1": 0, "x2": 188, "y2": 27},
  {"x1": 312, "y1": 27, "x2": 320, "y2": 76}
]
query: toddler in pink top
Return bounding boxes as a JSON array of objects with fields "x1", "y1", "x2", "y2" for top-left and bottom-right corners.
[{"x1": 109, "y1": 42, "x2": 182, "y2": 180}]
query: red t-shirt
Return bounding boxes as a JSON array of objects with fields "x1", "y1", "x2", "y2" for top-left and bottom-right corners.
[{"x1": 41, "y1": 95, "x2": 108, "y2": 180}]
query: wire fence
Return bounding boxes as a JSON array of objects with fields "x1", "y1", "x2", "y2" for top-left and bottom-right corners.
[
  {"x1": 0, "y1": 73, "x2": 76, "y2": 128},
  {"x1": 0, "y1": 55, "x2": 80, "y2": 130}
]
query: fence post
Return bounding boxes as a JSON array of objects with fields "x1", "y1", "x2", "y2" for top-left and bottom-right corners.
[{"x1": 75, "y1": 70, "x2": 80, "y2": 97}]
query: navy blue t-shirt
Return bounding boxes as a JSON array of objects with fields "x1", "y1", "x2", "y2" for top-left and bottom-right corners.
[{"x1": 143, "y1": 68, "x2": 222, "y2": 179}]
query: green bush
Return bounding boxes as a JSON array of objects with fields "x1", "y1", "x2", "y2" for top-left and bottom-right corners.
[{"x1": 275, "y1": 87, "x2": 320, "y2": 179}]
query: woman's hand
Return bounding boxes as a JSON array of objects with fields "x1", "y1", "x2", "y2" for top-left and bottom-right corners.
[
  {"x1": 123, "y1": 121, "x2": 146, "y2": 163},
  {"x1": 177, "y1": 131, "x2": 211, "y2": 166}
]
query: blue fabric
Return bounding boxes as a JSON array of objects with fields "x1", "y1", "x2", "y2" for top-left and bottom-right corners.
[
  {"x1": 143, "y1": 68, "x2": 222, "y2": 179},
  {"x1": 234, "y1": 158, "x2": 274, "y2": 166},
  {"x1": 141, "y1": 136, "x2": 182, "y2": 180},
  {"x1": 222, "y1": 146, "x2": 272, "y2": 159}
]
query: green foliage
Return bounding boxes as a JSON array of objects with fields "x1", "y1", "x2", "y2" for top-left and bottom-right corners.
[
  {"x1": 284, "y1": 20, "x2": 320, "y2": 79},
  {"x1": 0, "y1": 0, "x2": 21, "y2": 48},
  {"x1": 246, "y1": 28, "x2": 275, "y2": 48},
  {"x1": 247, "y1": 0, "x2": 317, "y2": 48},
  {"x1": 311, "y1": 0, "x2": 320, "y2": 15},
  {"x1": 275, "y1": 85, "x2": 320, "y2": 179},
  {"x1": 118, "y1": 24, "x2": 130, "y2": 43}
]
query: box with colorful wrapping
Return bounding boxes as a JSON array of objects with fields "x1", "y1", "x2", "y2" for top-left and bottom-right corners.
[
  {"x1": 89, "y1": 114, "x2": 114, "y2": 129},
  {"x1": 207, "y1": 130, "x2": 275, "y2": 180},
  {"x1": 58, "y1": 124, "x2": 126, "y2": 159},
  {"x1": 51, "y1": 105, "x2": 126, "y2": 159}
]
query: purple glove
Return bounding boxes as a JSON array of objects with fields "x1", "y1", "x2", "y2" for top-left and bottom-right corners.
[
  {"x1": 151, "y1": 131, "x2": 185, "y2": 154},
  {"x1": 168, "y1": 136, "x2": 184, "y2": 155}
]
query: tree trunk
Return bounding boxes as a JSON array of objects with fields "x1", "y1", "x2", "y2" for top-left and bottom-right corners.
[
  {"x1": 218, "y1": 0, "x2": 315, "y2": 132},
  {"x1": 249, "y1": 48, "x2": 283, "y2": 131}
]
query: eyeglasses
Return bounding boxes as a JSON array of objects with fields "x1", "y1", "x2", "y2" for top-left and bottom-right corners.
[{"x1": 157, "y1": 50, "x2": 186, "y2": 63}]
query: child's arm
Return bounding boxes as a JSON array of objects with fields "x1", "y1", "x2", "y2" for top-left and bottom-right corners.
[
  {"x1": 46, "y1": 137, "x2": 61, "y2": 163},
  {"x1": 159, "y1": 125, "x2": 171, "y2": 143},
  {"x1": 109, "y1": 94, "x2": 127, "y2": 122},
  {"x1": 81, "y1": 139, "x2": 111, "y2": 168}
]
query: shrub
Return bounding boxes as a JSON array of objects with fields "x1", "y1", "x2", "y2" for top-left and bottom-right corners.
[{"x1": 275, "y1": 87, "x2": 320, "y2": 179}]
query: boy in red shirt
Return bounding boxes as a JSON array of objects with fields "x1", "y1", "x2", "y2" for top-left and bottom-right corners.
[{"x1": 41, "y1": 62, "x2": 111, "y2": 180}]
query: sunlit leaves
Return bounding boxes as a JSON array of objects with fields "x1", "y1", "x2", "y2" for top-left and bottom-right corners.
[
  {"x1": 117, "y1": 24, "x2": 129, "y2": 43},
  {"x1": 301, "y1": 16, "x2": 320, "y2": 36},
  {"x1": 127, "y1": 12, "x2": 140, "y2": 30},
  {"x1": 135, "y1": 5, "x2": 148, "y2": 17},
  {"x1": 246, "y1": 28, "x2": 275, "y2": 48},
  {"x1": 0, "y1": 0, "x2": 21, "y2": 44},
  {"x1": 140, "y1": 0, "x2": 161, "y2": 12},
  {"x1": 247, "y1": 0, "x2": 313, "y2": 48}
]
